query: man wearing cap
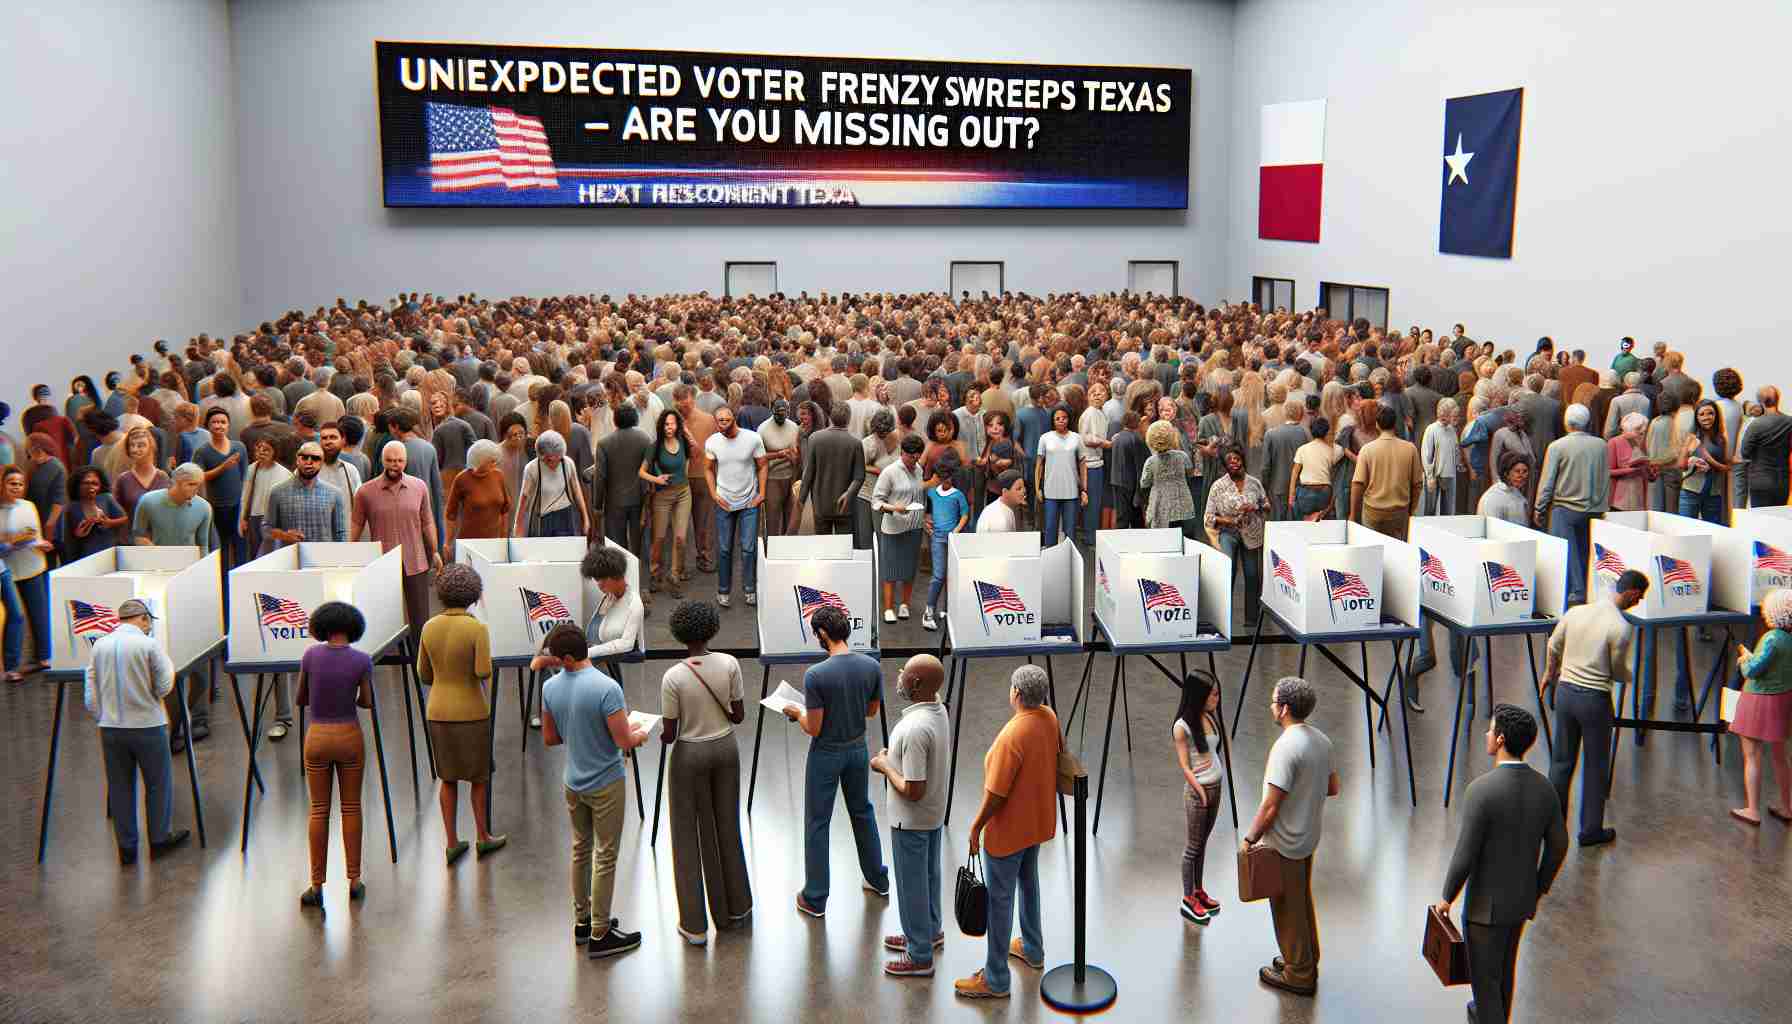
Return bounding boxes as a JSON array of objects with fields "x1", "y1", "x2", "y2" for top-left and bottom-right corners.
[
  {"x1": 1610, "y1": 337, "x2": 1640, "y2": 380},
  {"x1": 84, "y1": 598, "x2": 191, "y2": 865}
]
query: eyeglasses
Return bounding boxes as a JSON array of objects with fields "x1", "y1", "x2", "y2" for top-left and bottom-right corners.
[{"x1": 297, "y1": 453, "x2": 322, "y2": 462}]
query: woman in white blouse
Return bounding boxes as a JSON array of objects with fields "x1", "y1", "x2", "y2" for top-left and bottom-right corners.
[
  {"x1": 0, "y1": 464, "x2": 54, "y2": 680},
  {"x1": 659, "y1": 599, "x2": 751, "y2": 944},
  {"x1": 583, "y1": 545, "x2": 643, "y2": 666},
  {"x1": 240, "y1": 436, "x2": 292, "y2": 557}
]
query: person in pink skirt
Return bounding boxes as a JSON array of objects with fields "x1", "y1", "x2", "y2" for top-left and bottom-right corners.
[{"x1": 1731, "y1": 588, "x2": 1792, "y2": 826}]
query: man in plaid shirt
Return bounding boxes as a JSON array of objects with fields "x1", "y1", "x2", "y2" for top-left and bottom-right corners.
[{"x1": 264, "y1": 441, "x2": 350, "y2": 547}]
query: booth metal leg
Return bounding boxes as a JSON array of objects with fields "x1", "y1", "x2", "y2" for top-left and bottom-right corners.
[
  {"x1": 34, "y1": 681, "x2": 67, "y2": 863},
  {"x1": 1064, "y1": 652, "x2": 1096, "y2": 741},
  {"x1": 398, "y1": 663, "x2": 421, "y2": 802},
  {"x1": 1297, "y1": 644, "x2": 1309, "y2": 679},
  {"x1": 483, "y1": 679, "x2": 495, "y2": 832},
  {"x1": 1635, "y1": 625, "x2": 1656, "y2": 748},
  {"x1": 1608, "y1": 633, "x2": 1646, "y2": 798},
  {"x1": 1527, "y1": 635, "x2": 1553, "y2": 754},
  {"x1": 178, "y1": 675, "x2": 207, "y2": 849},
  {"x1": 364, "y1": 673, "x2": 399, "y2": 862},
  {"x1": 651, "y1": 743, "x2": 668, "y2": 845},
  {"x1": 403, "y1": 642, "x2": 437, "y2": 777},
  {"x1": 1093, "y1": 657, "x2": 1126, "y2": 836},
  {"x1": 1230, "y1": 615, "x2": 1267, "y2": 739},
  {"x1": 945, "y1": 659, "x2": 970, "y2": 827},
  {"x1": 227, "y1": 673, "x2": 265, "y2": 793},
  {"x1": 629, "y1": 749, "x2": 646, "y2": 820},
  {"x1": 747, "y1": 665, "x2": 771, "y2": 814},
  {"x1": 1119, "y1": 657, "x2": 1133, "y2": 753},
  {"x1": 1390, "y1": 640, "x2": 1417, "y2": 807},
  {"x1": 1044, "y1": 657, "x2": 1059, "y2": 716},
  {"x1": 1213, "y1": 675, "x2": 1239, "y2": 834},
  {"x1": 240, "y1": 674, "x2": 272, "y2": 853},
  {"x1": 1444, "y1": 630, "x2": 1473, "y2": 809}
]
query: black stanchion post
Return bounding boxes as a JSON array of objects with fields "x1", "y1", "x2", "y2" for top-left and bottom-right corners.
[{"x1": 1040, "y1": 773, "x2": 1116, "y2": 1015}]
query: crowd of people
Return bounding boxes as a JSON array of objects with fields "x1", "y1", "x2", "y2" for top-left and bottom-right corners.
[{"x1": 36, "y1": 289, "x2": 1792, "y2": 1016}]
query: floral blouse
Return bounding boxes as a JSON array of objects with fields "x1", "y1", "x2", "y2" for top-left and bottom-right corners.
[
  {"x1": 1139, "y1": 449, "x2": 1196, "y2": 528},
  {"x1": 1203, "y1": 472, "x2": 1269, "y2": 549}
]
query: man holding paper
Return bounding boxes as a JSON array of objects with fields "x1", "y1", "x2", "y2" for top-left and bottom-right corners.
[{"x1": 781, "y1": 605, "x2": 889, "y2": 918}]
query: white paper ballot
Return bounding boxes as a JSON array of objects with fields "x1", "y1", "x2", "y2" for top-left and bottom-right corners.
[
  {"x1": 1721, "y1": 687, "x2": 1742, "y2": 723},
  {"x1": 627, "y1": 710, "x2": 663, "y2": 736},
  {"x1": 760, "y1": 680, "x2": 807, "y2": 718},
  {"x1": 906, "y1": 502, "x2": 925, "y2": 512}
]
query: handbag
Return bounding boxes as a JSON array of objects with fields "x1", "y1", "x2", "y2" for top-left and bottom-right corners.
[
  {"x1": 1236, "y1": 842, "x2": 1284, "y2": 903},
  {"x1": 954, "y1": 858, "x2": 988, "y2": 937},
  {"x1": 1422, "y1": 906, "x2": 1471, "y2": 986},
  {"x1": 1057, "y1": 733, "x2": 1086, "y2": 796}
]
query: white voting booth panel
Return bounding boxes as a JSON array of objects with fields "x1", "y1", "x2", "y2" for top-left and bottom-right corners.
[
  {"x1": 946, "y1": 532, "x2": 1085, "y2": 649},
  {"x1": 459, "y1": 537, "x2": 592, "y2": 660},
  {"x1": 1409, "y1": 515, "x2": 1568, "y2": 624},
  {"x1": 1095, "y1": 529, "x2": 1207, "y2": 645},
  {"x1": 1262, "y1": 521, "x2": 1386, "y2": 633},
  {"x1": 1347, "y1": 522, "x2": 1421, "y2": 630},
  {"x1": 1728, "y1": 507, "x2": 1792, "y2": 608},
  {"x1": 758, "y1": 534, "x2": 876, "y2": 656},
  {"x1": 228, "y1": 542, "x2": 402, "y2": 664},
  {"x1": 49, "y1": 547, "x2": 221, "y2": 672},
  {"x1": 1589, "y1": 512, "x2": 1713, "y2": 618}
]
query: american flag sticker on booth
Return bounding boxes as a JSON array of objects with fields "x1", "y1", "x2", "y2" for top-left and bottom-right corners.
[
  {"x1": 1137, "y1": 578, "x2": 1185, "y2": 635},
  {"x1": 974, "y1": 580, "x2": 1026, "y2": 636},
  {"x1": 255, "y1": 593, "x2": 310, "y2": 652},
  {"x1": 794, "y1": 585, "x2": 847, "y2": 643}
]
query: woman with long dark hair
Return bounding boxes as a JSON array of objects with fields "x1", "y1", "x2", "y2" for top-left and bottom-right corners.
[
  {"x1": 1172, "y1": 671, "x2": 1225, "y2": 924},
  {"x1": 59, "y1": 466, "x2": 127, "y2": 559},
  {"x1": 643, "y1": 408, "x2": 694, "y2": 597},
  {"x1": 1677, "y1": 398, "x2": 1730, "y2": 524}
]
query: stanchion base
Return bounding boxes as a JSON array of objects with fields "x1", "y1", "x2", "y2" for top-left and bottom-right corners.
[{"x1": 1040, "y1": 963, "x2": 1118, "y2": 1015}]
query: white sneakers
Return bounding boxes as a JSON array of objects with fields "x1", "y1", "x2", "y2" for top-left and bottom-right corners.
[
  {"x1": 883, "y1": 608, "x2": 897, "y2": 624},
  {"x1": 897, "y1": 604, "x2": 910, "y2": 620},
  {"x1": 921, "y1": 608, "x2": 937, "y2": 630},
  {"x1": 717, "y1": 593, "x2": 731, "y2": 608}
]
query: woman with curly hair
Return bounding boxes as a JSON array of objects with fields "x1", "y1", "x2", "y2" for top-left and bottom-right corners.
[
  {"x1": 659, "y1": 599, "x2": 752, "y2": 944},
  {"x1": 417, "y1": 562, "x2": 503, "y2": 865},
  {"x1": 1139, "y1": 419, "x2": 1196, "y2": 531},
  {"x1": 1730, "y1": 589, "x2": 1792, "y2": 826},
  {"x1": 296, "y1": 601, "x2": 373, "y2": 910}
]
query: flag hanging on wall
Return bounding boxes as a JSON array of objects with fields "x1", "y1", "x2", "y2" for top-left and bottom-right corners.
[
  {"x1": 1258, "y1": 99, "x2": 1326, "y2": 242},
  {"x1": 1439, "y1": 87, "x2": 1524, "y2": 258}
]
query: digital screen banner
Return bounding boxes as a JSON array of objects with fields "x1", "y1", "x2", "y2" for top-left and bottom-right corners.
[{"x1": 375, "y1": 41, "x2": 1191, "y2": 209}]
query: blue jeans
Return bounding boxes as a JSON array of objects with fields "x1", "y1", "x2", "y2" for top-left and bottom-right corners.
[
  {"x1": 102, "y1": 725, "x2": 175, "y2": 850},
  {"x1": 801, "y1": 740, "x2": 886, "y2": 909},
  {"x1": 214, "y1": 503, "x2": 245, "y2": 566},
  {"x1": 926, "y1": 532, "x2": 950, "y2": 612},
  {"x1": 716, "y1": 505, "x2": 759, "y2": 596},
  {"x1": 1677, "y1": 486, "x2": 1722, "y2": 524},
  {"x1": 1424, "y1": 477, "x2": 1457, "y2": 517},
  {"x1": 1548, "y1": 506, "x2": 1592, "y2": 605},
  {"x1": 1042, "y1": 497, "x2": 1078, "y2": 548},
  {"x1": 892, "y1": 826, "x2": 943, "y2": 965},
  {"x1": 1216, "y1": 532, "x2": 1262, "y2": 627},
  {"x1": 13, "y1": 572, "x2": 49, "y2": 664},
  {"x1": 1081, "y1": 466, "x2": 1106, "y2": 542},
  {"x1": 0, "y1": 570, "x2": 23, "y2": 670},
  {"x1": 983, "y1": 843, "x2": 1044, "y2": 994}
]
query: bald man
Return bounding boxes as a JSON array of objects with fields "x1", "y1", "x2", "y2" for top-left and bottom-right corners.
[
  {"x1": 871, "y1": 654, "x2": 951, "y2": 977},
  {"x1": 352, "y1": 440, "x2": 442, "y2": 650}
]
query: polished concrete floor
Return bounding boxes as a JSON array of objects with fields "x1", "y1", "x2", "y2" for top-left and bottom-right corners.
[{"x1": 5, "y1": 579, "x2": 1789, "y2": 1023}]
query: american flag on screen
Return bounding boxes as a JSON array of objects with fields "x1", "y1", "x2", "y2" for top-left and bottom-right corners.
[
  {"x1": 521, "y1": 588, "x2": 572, "y2": 623},
  {"x1": 1755, "y1": 541, "x2": 1792, "y2": 574},
  {"x1": 1324, "y1": 569, "x2": 1370, "y2": 601},
  {"x1": 427, "y1": 103, "x2": 558, "y2": 192},
  {"x1": 256, "y1": 593, "x2": 310, "y2": 628},
  {"x1": 1138, "y1": 579, "x2": 1185, "y2": 610},
  {"x1": 70, "y1": 600, "x2": 119, "y2": 637},
  {"x1": 1592, "y1": 544, "x2": 1627, "y2": 578},
  {"x1": 1656, "y1": 555, "x2": 1699, "y2": 586},
  {"x1": 1483, "y1": 560, "x2": 1526, "y2": 594},
  {"x1": 1419, "y1": 548, "x2": 1451, "y2": 585},
  {"x1": 1271, "y1": 551, "x2": 1298, "y2": 591}
]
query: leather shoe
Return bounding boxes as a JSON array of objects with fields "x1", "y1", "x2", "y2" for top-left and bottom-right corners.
[
  {"x1": 1259, "y1": 964, "x2": 1315, "y2": 996},
  {"x1": 1579, "y1": 827, "x2": 1617, "y2": 847},
  {"x1": 119, "y1": 846, "x2": 138, "y2": 867},
  {"x1": 150, "y1": 829, "x2": 192, "y2": 859}
]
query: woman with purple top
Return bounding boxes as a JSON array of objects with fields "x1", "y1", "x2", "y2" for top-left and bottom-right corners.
[{"x1": 295, "y1": 601, "x2": 374, "y2": 910}]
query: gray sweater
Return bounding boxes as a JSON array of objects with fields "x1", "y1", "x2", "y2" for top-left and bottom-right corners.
[{"x1": 1533, "y1": 432, "x2": 1610, "y2": 517}]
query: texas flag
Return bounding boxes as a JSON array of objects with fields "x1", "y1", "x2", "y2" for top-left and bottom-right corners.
[{"x1": 1258, "y1": 99, "x2": 1326, "y2": 243}]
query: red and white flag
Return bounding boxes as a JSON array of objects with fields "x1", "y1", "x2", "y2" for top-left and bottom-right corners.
[{"x1": 1258, "y1": 100, "x2": 1326, "y2": 243}]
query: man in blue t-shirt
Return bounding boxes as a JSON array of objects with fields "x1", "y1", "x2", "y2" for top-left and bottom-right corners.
[
  {"x1": 782, "y1": 605, "x2": 888, "y2": 917},
  {"x1": 540, "y1": 623, "x2": 649, "y2": 958}
]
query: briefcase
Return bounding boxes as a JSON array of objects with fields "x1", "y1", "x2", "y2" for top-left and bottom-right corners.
[
  {"x1": 1422, "y1": 907, "x2": 1470, "y2": 986},
  {"x1": 955, "y1": 860, "x2": 988, "y2": 937},
  {"x1": 1236, "y1": 842, "x2": 1283, "y2": 903}
]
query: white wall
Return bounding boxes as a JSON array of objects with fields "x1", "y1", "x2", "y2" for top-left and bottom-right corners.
[
  {"x1": 229, "y1": 0, "x2": 1233, "y2": 317},
  {"x1": 1229, "y1": 0, "x2": 1792, "y2": 392},
  {"x1": 1, "y1": 0, "x2": 239, "y2": 418}
]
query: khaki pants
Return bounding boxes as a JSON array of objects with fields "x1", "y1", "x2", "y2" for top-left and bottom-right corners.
[
  {"x1": 1361, "y1": 503, "x2": 1410, "y2": 541},
  {"x1": 1268, "y1": 852, "x2": 1320, "y2": 985},
  {"x1": 566, "y1": 779, "x2": 627, "y2": 927},
  {"x1": 763, "y1": 477, "x2": 794, "y2": 537},
  {"x1": 651, "y1": 483, "x2": 692, "y2": 579},
  {"x1": 304, "y1": 722, "x2": 364, "y2": 886},
  {"x1": 689, "y1": 475, "x2": 716, "y2": 570}
]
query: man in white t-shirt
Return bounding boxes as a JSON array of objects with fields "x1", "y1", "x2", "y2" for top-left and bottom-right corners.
[
  {"x1": 872, "y1": 654, "x2": 950, "y2": 977},
  {"x1": 1242, "y1": 676, "x2": 1338, "y2": 997},
  {"x1": 976, "y1": 469, "x2": 1026, "y2": 533},
  {"x1": 704, "y1": 407, "x2": 768, "y2": 608}
]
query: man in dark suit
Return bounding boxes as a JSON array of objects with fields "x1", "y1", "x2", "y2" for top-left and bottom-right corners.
[
  {"x1": 796, "y1": 402, "x2": 866, "y2": 537},
  {"x1": 1435, "y1": 706, "x2": 1569, "y2": 1024},
  {"x1": 589, "y1": 404, "x2": 652, "y2": 597}
]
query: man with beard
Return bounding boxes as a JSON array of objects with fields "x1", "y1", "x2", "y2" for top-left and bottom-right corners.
[
  {"x1": 353, "y1": 441, "x2": 443, "y2": 650},
  {"x1": 757, "y1": 398, "x2": 801, "y2": 538},
  {"x1": 315, "y1": 422, "x2": 364, "y2": 499},
  {"x1": 257, "y1": 441, "x2": 350, "y2": 740}
]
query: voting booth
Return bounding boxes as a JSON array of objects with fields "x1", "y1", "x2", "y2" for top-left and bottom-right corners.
[
  {"x1": 757, "y1": 534, "x2": 877, "y2": 656},
  {"x1": 456, "y1": 536, "x2": 632, "y2": 660},
  {"x1": 49, "y1": 546, "x2": 222, "y2": 673},
  {"x1": 1730, "y1": 506, "x2": 1792, "y2": 607},
  {"x1": 1409, "y1": 515, "x2": 1569, "y2": 626},
  {"x1": 1094, "y1": 529, "x2": 1231, "y2": 646},
  {"x1": 1590, "y1": 511, "x2": 1720, "y2": 618},
  {"x1": 946, "y1": 531, "x2": 1087, "y2": 651},
  {"x1": 227, "y1": 542, "x2": 405, "y2": 664},
  {"x1": 1261, "y1": 520, "x2": 1394, "y2": 633}
]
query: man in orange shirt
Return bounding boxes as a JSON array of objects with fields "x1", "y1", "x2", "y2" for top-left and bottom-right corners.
[{"x1": 956, "y1": 665, "x2": 1059, "y2": 1000}]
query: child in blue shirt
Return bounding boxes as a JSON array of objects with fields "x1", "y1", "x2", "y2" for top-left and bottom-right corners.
[{"x1": 922, "y1": 453, "x2": 971, "y2": 631}]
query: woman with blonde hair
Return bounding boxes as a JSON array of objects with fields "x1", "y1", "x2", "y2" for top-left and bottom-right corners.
[
  {"x1": 1236, "y1": 370, "x2": 1266, "y2": 448},
  {"x1": 1139, "y1": 420, "x2": 1196, "y2": 531}
]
